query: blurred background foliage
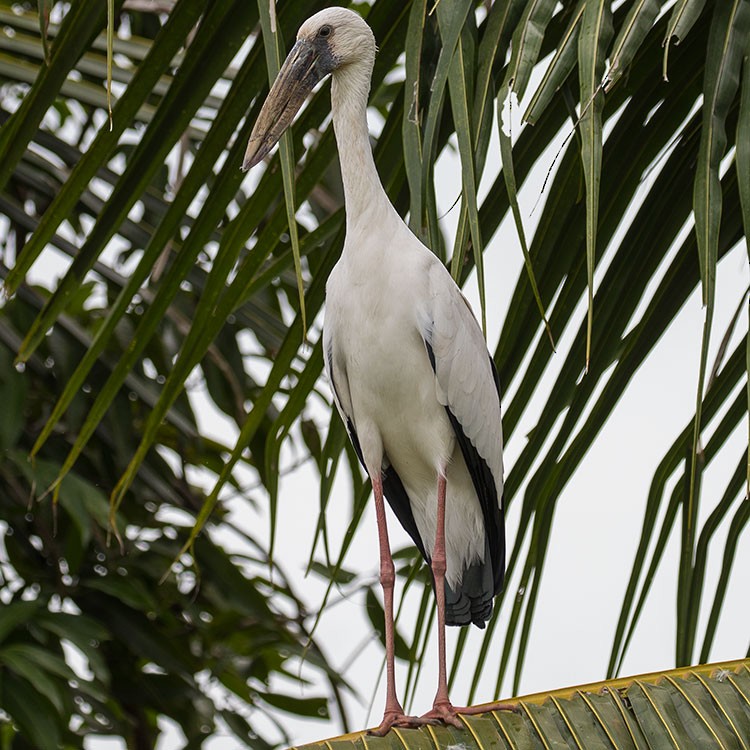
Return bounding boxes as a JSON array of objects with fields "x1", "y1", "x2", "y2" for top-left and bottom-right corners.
[
  {"x1": 0, "y1": 215, "x2": 346, "y2": 748},
  {"x1": 0, "y1": 0, "x2": 748, "y2": 746}
]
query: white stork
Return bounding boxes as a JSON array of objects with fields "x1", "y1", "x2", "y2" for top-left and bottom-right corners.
[{"x1": 243, "y1": 7, "x2": 507, "y2": 735}]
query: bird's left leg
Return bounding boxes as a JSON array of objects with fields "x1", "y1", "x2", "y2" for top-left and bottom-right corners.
[
  {"x1": 421, "y1": 472, "x2": 516, "y2": 726},
  {"x1": 420, "y1": 470, "x2": 464, "y2": 728}
]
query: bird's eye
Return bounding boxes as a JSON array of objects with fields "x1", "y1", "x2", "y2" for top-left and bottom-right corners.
[{"x1": 318, "y1": 24, "x2": 332, "y2": 38}]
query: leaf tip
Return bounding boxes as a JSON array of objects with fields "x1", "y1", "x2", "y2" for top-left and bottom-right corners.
[{"x1": 545, "y1": 322, "x2": 556, "y2": 352}]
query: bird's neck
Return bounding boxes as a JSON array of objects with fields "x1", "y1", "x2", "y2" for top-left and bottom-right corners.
[{"x1": 330, "y1": 62, "x2": 392, "y2": 230}]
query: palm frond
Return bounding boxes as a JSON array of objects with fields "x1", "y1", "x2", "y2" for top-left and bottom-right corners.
[{"x1": 294, "y1": 660, "x2": 750, "y2": 749}]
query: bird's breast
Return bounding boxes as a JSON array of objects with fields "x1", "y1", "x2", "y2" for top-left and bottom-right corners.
[{"x1": 325, "y1": 263, "x2": 453, "y2": 474}]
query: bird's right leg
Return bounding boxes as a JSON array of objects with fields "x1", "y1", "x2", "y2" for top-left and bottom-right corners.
[{"x1": 369, "y1": 473, "x2": 435, "y2": 736}]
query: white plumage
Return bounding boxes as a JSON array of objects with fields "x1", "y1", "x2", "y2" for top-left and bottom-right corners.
[
  {"x1": 324, "y1": 223, "x2": 503, "y2": 591},
  {"x1": 244, "y1": 6, "x2": 507, "y2": 734}
]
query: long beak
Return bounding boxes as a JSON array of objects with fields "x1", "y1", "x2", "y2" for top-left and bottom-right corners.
[{"x1": 242, "y1": 39, "x2": 322, "y2": 171}]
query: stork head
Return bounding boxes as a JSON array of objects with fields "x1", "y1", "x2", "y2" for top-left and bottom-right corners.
[{"x1": 242, "y1": 8, "x2": 375, "y2": 171}]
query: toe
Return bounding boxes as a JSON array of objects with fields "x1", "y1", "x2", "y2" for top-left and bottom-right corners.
[
  {"x1": 420, "y1": 702, "x2": 464, "y2": 728},
  {"x1": 368, "y1": 711, "x2": 432, "y2": 736},
  {"x1": 456, "y1": 701, "x2": 518, "y2": 716}
]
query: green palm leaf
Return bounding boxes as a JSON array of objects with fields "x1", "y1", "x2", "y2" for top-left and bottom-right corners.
[{"x1": 294, "y1": 661, "x2": 750, "y2": 749}]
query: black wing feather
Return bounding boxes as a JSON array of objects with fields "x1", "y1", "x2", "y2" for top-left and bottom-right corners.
[{"x1": 425, "y1": 341, "x2": 505, "y2": 596}]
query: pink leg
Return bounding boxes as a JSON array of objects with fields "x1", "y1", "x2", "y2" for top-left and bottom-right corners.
[
  {"x1": 369, "y1": 473, "x2": 437, "y2": 736},
  {"x1": 421, "y1": 471, "x2": 516, "y2": 725},
  {"x1": 420, "y1": 472, "x2": 462, "y2": 727},
  {"x1": 434, "y1": 473, "x2": 454, "y2": 711}
]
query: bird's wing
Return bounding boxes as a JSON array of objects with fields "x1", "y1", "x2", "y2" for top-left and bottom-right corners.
[
  {"x1": 323, "y1": 323, "x2": 353, "y2": 434},
  {"x1": 323, "y1": 327, "x2": 429, "y2": 560},
  {"x1": 421, "y1": 263, "x2": 505, "y2": 590}
]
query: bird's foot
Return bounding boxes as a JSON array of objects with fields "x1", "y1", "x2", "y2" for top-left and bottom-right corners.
[
  {"x1": 368, "y1": 709, "x2": 440, "y2": 736},
  {"x1": 419, "y1": 700, "x2": 464, "y2": 729},
  {"x1": 420, "y1": 699, "x2": 519, "y2": 728}
]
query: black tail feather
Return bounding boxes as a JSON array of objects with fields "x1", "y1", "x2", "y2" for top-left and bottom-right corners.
[{"x1": 444, "y1": 538, "x2": 496, "y2": 628}]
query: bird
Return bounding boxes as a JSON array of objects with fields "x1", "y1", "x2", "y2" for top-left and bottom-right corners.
[{"x1": 243, "y1": 7, "x2": 507, "y2": 736}]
